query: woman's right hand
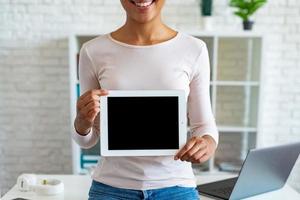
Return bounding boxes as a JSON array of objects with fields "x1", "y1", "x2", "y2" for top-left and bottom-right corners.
[{"x1": 74, "y1": 89, "x2": 109, "y2": 135}]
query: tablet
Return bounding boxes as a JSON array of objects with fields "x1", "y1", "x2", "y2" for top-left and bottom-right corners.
[{"x1": 100, "y1": 90, "x2": 187, "y2": 156}]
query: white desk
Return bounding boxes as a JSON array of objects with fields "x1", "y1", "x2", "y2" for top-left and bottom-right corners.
[{"x1": 2, "y1": 174, "x2": 300, "y2": 200}]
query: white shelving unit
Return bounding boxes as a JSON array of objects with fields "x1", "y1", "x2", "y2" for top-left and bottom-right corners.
[
  {"x1": 69, "y1": 32, "x2": 264, "y2": 174},
  {"x1": 191, "y1": 33, "x2": 264, "y2": 172}
]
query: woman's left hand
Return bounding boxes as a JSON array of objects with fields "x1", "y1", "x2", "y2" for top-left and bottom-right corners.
[{"x1": 174, "y1": 135, "x2": 217, "y2": 163}]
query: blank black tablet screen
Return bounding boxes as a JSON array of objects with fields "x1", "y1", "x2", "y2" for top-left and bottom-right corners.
[{"x1": 107, "y1": 96, "x2": 179, "y2": 150}]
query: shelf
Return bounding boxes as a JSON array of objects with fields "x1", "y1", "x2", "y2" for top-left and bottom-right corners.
[
  {"x1": 210, "y1": 81, "x2": 259, "y2": 86},
  {"x1": 82, "y1": 155, "x2": 100, "y2": 160},
  {"x1": 187, "y1": 126, "x2": 257, "y2": 133},
  {"x1": 218, "y1": 126, "x2": 257, "y2": 132},
  {"x1": 190, "y1": 31, "x2": 263, "y2": 38}
]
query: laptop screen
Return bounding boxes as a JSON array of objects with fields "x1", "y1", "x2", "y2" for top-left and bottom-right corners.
[{"x1": 107, "y1": 96, "x2": 179, "y2": 150}]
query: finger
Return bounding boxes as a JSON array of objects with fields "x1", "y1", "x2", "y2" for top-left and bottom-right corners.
[
  {"x1": 181, "y1": 143, "x2": 203, "y2": 161},
  {"x1": 86, "y1": 100, "x2": 100, "y2": 110},
  {"x1": 77, "y1": 96, "x2": 100, "y2": 111},
  {"x1": 174, "y1": 137, "x2": 197, "y2": 160},
  {"x1": 87, "y1": 107, "x2": 100, "y2": 120},
  {"x1": 81, "y1": 107, "x2": 100, "y2": 123},
  {"x1": 80, "y1": 102, "x2": 100, "y2": 115},
  {"x1": 77, "y1": 88, "x2": 109, "y2": 109},
  {"x1": 79, "y1": 90, "x2": 107, "y2": 107},
  {"x1": 81, "y1": 92, "x2": 100, "y2": 102},
  {"x1": 198, "y1": 154, "x2": 210, "y2": 163},
  {"x1": 79, "y1": 89, "x2": 109, "y2": 106},
  {"x1": 81, "y1": 89, "x2": 109, "y2": 99},
  {"x1": 181, "y1": 141, "x2": 207, "y2": 161},
  {"x1": 80, "y1": 101, "x2": 100, "y2": 117},
  {"x1": 190, "y1": 148, "x2": 208, "y2": 163}
]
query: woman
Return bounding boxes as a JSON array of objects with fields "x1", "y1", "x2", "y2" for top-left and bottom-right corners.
[{"x1": 73, "y1": 0, "x2": 219, "y2": 199}]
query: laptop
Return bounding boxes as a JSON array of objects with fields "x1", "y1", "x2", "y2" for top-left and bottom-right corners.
[{"x1": 197, "y1": 142, "x2": 300, "y2": 200}]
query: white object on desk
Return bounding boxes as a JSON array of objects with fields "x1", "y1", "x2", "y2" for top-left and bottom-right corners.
[
  {"x1": 16, "y1": 174, "x2": 64, "y2": 196},
  {"x1": 17, "y1": 174, "x2": 37, "y2": 192},
  {"x1": 2, "y1": 174, "x2": 300, "y2": 200},
  {"x1": 34, "y1": 179, "x2": 64, "y2": 196},
  {"x1": 3, "y1": 175, "x2": 90, "y2": 200}
]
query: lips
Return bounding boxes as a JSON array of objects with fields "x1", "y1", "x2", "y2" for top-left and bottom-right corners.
[{"x1": 129, "y1": 0, "x2": 155, "y2": 8}]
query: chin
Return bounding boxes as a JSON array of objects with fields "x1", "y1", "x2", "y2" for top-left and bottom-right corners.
[{"x1": 122, "y1": 0, "x2": 164, "y2": 23}]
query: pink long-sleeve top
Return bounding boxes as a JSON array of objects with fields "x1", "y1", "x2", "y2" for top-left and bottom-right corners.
[{"x1": 72, "y1": 32, "x2": 219, "y2": 190}]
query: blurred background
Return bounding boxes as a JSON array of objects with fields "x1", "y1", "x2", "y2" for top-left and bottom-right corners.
[{"x1": 0, "y1": 0, "x2": 300, "y2": 196}]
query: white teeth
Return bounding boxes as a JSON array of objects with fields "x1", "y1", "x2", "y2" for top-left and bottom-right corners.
[{"x1": 134, "y1": 1, "x2": 153, "y2": 7}]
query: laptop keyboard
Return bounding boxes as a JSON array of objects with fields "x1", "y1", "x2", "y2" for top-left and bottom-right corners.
[
  {"x1": 197, "y1": 177, "x2": 238, "y2": 199},
  {"x1": 211, "y1": 186, "x2": 233, "y2": 196}
]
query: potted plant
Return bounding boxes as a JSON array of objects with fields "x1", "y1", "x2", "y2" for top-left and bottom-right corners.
[
  {"x1": 229, "y1": 0, "x2": 267, "y2": 30},
  {"x1": 201, "y1": 0, "x2": 213, "y2": 31}
]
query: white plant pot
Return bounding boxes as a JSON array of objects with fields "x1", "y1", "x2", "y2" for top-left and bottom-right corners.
[{"x1": 202, "y1": 16, "x2": 214, "y2": 31}]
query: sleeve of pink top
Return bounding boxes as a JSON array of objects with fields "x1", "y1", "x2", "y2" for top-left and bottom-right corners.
[
  {"x1": 187, "y1": 42, "x2": 219, "y2": 145},
  {"x1": 72, "y1": 44, "x2": 101, "y2": 149}
]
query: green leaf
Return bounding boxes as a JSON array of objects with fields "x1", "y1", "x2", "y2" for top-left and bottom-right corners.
[
  {"x1": 229, "y1": 0, "x2": 267, "y2": 19},
  {"x1": 234, "y1": 11, "x2": 248, "y2": 21},
  {"x1": 230, "y1": 0, "x2": 248, "y2": 9}
]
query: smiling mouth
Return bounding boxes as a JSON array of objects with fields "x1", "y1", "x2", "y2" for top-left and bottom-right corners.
[{"x1": 129, "y1": 0, "x2": 156, "y2": 8}]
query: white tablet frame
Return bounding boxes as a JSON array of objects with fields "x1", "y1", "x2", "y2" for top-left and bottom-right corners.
[{"x1": 100, "y1": 90, "x2": 187, "y2": 156}]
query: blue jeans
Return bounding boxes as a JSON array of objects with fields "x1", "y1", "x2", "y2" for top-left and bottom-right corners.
[{"x1": 88, "y1": 180, "x2": 199, "y2": 200}]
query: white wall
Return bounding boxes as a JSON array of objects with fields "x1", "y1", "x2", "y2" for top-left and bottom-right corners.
[{"x1": 1, "y1": 0, "x2": 300, "y2": 195}]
